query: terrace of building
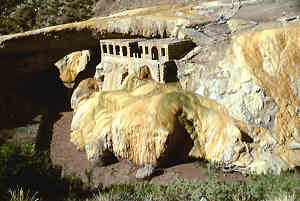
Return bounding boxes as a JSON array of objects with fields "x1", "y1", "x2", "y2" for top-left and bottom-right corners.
[{"x1": 99, "y1": 38, "x2": 193, "y2": 64}]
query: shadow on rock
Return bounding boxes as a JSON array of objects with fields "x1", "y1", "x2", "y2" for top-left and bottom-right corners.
[
  {"x1": 73, "y1": 47, "x2": 100, "y2": 91},
  {"x1": 0, "y1": 65, "x2": 71, "y2": 152}
]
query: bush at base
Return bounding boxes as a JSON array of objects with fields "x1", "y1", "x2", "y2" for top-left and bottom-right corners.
[{"x1": 0, "y1": 141, "x2": 299, "y2": 201}]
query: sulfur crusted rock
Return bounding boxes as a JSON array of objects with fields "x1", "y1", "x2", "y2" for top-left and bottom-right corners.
[
  {"x1": 178, "y1": 23, "x2": 300, "y2": 173},
  {"x1": 70, "y1": 75, "x2": 251, "y2": 171},
  {"x1": 220, "y1": 25, "x2": 300, "y2": 171}
]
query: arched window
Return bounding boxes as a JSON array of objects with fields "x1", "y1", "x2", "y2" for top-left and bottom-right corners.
[
  {"x1": 158, "y1": 64, "x2": 160, "y2": 82},
  {"x1": 115, "y1": 45, "x2": 120, "y2": 55},
  {"x1": 161, "y1": 48, "x2": 166, "y2": 56},
  {"x1": 130, "y1": 48, "x2": 134, "y2": 57},
  {"x1": 102, "y1": 44, "x2": 107, "y2": 53},
  {"x1": 122, "y1": 46, "x2": 127, "y2": 56},
  {"x1": 145, "y1": 46, "x2": 149, "y2": 54},
  {"x1": 151, "y1": 47, "x2": 159, "y2": 60},
  {"x1": 109, "y1": 45, "x2": 113, "y2": 54},
  {"x1": 138, "y1": 46, "x2": 143, "y2": 58}
]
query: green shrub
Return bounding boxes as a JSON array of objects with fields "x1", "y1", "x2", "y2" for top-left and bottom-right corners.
[
  {"x1": 0, "y1": 142, "x2": 61, "y2": 200},
  {"x1": 0, "y1": 141, "x2": 96, "y2": 201},
  {"x1": 0, "y1": 0, "x2": 97, "y2": 35}
]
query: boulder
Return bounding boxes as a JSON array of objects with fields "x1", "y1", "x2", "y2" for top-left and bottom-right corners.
[
  {"x1": 55, "y1": 50, "x2": 90, "y2": 83},
  {"x1": 221, "y1": 25, "x2": 300, "y2": 171}
]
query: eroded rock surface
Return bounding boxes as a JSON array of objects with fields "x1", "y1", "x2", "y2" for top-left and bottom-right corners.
[
  {"x1": 55, "y1": 50, "x2": 90, "y2": 83},
  {"x1": 70, "y1": 73, "x2": 293, "y2": 178},
  {"x1": 71, "y1": 75, "x2": 247, "y2": 169},
  {"x1": 177, "y1": 23, "x2": 300, "y2": 174}
]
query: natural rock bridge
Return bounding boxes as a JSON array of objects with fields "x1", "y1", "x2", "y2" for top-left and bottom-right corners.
[{"x1": 0, "y1": 3, "x2": 200, "y2": 73}]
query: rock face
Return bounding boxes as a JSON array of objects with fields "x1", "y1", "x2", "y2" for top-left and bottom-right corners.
[
  {"x1": 223, "y1": 25, "x2": 300, "y2": 171},
  {"x1": 55, "y1": 50, "x2": 90, "y2": 83},
  {"x1": 70, "y1": 18, "x2": 300, "y2": 176},
  {"x1": 177, "y1": 24, "x2": 300, "y2": 173}
]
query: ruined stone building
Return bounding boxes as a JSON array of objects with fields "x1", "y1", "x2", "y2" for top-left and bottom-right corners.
[{"x1": 95, "y1": 38, "x2": 195, "y2": 91}]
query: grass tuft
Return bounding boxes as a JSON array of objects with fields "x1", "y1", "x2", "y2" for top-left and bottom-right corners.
[
  {"x1": 268, "y1": 191, "x2": 296, "y2": 201},
  {"x1": 8, "y1": 188, "x2": 39, "y2": 201}
]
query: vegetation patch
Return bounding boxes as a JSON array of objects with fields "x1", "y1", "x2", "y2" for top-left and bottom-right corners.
[
  {"x1": 0, "y1": 141, "x2": 98, "y2": 201},
  {"x1": 1, "y1": 141, "x2": 299, "y2": 201},
  {"x1": 0, "y1": 0, "x2": 97, "y2": 35},
  {"x1": 94, "y1": 173, "x2": 299, "y2": 201}
]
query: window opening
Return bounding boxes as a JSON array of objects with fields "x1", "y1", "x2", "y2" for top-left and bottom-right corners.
[
  {"x1": 116, "y1": 45, "x2": 120, "y2": 55},
  {"x1": 109, "y1": 45, "x2": 113, "y2": 54},
  {"x1": 122, "y1": 46, "x2": 127, "y2": 56},
  {"x1": 102, "y1": 44, "x2": 107, "y2": 53},
  {"x1": 161, "y1": 48, "x2": 166, "y2": 56},
  {"x1": 130, "y1": 48, "x2": 134, "y2": 57},
  {"x1": 151, "y1": 47, "x2": 159, "y2": 60},
  {"x1": 158, "y1": 64, "x2": 160, "y2": 82}
]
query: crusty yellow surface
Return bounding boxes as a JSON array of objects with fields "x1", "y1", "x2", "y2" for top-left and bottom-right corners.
[
  {"x1": 220, "y1": 24, "x2": 300, "y2": 169},
  {"x1": 71, "y1": 76, "x2": 248, "y2": 167}
]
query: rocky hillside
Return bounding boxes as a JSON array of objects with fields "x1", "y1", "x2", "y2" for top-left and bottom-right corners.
[
  {"x1": 94, "y1": 0, "x2": 198, "y2": 17},
  {"x1": 0, "y1": 0, "x2": 196, "y2": 35}
]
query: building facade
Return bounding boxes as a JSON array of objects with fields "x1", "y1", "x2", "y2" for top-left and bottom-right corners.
[{"x1": 96, "y1": 38, "x2": 195, "y2": 91}]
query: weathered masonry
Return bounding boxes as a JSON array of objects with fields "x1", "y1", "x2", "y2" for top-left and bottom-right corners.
[{"x1": 95, "y1": 38, "x2": 195, "y2": 91}]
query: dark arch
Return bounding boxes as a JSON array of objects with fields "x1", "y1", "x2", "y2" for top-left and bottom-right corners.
[
  {"x1": 122, "y1": 46, "x2": 127, "y2": 56},
  {"x1": 163, "y1": 61, "x2": 179, "y2": 82},
  {"x1": 115, "y1": 45, "x2": 120, "y2": 55},
  {"x1": 151, "y1": 46, "x2": 159, "y2": 60}
]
